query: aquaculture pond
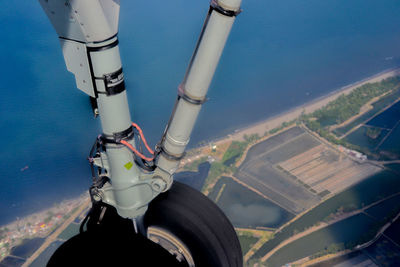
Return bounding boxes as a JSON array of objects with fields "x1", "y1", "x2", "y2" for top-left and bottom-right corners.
[
  {"x1": 344, "y1": 126, "x2": 389, "y2": 151},
  {"x1": 342, "y1": 99, "x2": 400, "y2": 158},
  {"x1": 312, "y1": 219, "x2": 400, "y2": 267},
  {"x1": 379, "y1": 124, "x2": 400, "y2": 156},
  {"x1": 252, "y1": 170, "x2": 400, "y2": 260},
  {"x1": 384, "y1": 216, "x2": 400, "y2": 245},
  {"x1": 265, "y1": 213, "x2": 377, "y2": 267},
  {"x1": 174, "y1": 162, "x2": 210, "y2": 192},
  {"x1": 29, "y1": 241, "x2": 64, "y2": 267},
  {"x1": 385, "y1": 163, "x2": 400, "y2": 174},
  {"x1": 364, "y1": 194, "x2": 400, "y2": 222},
  {"x1": 57, "y1": 223, "x2": 80, "y2": 241},
  {"x1": 209, "y1": 177, "x2": 294, "y2": 229},
  {"x1": 364, "y1": 235, "x2": 400, "y2": 266},
  {"x1": 366, "y1": 101, "x2": 400, "y2": 129},
  {"x1": 8, "y1": 237, "x2": 45, "y2": 259},
  {"x1": 0, "y1": 256, "x2": 25, "y2": 267}
]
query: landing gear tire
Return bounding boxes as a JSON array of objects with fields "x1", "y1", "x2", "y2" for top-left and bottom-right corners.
[
  {"x1": 47, "y1": 182, "x2": 242, "y2": 267},
  {"x1": 144, "y1": 181, "x2": 243, "y2": 267}
]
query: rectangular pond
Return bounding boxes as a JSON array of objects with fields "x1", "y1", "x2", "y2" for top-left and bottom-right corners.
[
  {"x1": 252, "y1": 169, "x2": 400, "y2": 260},
  {"x1": 209, "y1": 177, "x2": 294, "y2": 229},
  {"x1": 265, "y1": 213, "x2": 377, "y2": 267}
]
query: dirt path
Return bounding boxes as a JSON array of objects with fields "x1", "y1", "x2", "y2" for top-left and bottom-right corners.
[{"x1": 244, "y1": 231, "x2": 274, "y2": 263}]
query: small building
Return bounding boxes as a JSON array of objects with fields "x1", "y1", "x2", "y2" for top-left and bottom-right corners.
[{"x1": 211, "y1": 144, "x2": 217, "y2": 152}]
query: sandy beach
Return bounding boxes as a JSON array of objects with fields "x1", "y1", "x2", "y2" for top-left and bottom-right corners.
[
  {"x1": 2, "y1": 67, "x2": 400, "y2": 262},
  {"x1": 222, "y1": 67, "x2": 400, "y2": 143}
]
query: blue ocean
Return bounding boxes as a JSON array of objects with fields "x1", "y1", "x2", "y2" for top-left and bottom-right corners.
[{"x1": 1, "y1": 0, "x2": 400, "y2": 226}]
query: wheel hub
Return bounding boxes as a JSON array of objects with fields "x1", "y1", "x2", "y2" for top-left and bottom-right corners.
[{"x1": 147, "y1": 226, "x2": 195, "y2": 266}]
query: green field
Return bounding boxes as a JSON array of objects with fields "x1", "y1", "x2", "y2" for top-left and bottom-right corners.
[
  {"x1": 251, "y1": 169, "x2": 400, "y2": 261},
  {"x1": 209, "y1": 177, "x2": 294, "y2": 228},
  {"x1": 334, "y1": 88, "x2": 400, "y2": 136},
  {"x1": 238, "y1": 234, "x2": 259, "y2": 256},
  {"x1": 265, "y1": 213, "x2": 378, "y2": 267}
]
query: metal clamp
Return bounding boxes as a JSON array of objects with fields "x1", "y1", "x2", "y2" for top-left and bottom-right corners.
[
  {"x1": 158, "y1": 146, "x2": 186, "y2": 162},
  {"x1": 103, "y1": 68, "x2": 126, "y2": 96},
  {"x1": 101, "y1": 126, "x2": 134, "y2": 144},
  {"x1": 210, "y1": 0, "x2": 242, "y2": 17},
  {"x1": 94, "y1": 68, "x2": 126, "y2": 96},
  {"x1": 178, "y1": 84, "x2": 207, "y2": 105}
]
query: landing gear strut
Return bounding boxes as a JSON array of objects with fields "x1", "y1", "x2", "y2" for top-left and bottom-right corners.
[{"x1": 38, "y1": 0, "x2": 243, "y2": 265}]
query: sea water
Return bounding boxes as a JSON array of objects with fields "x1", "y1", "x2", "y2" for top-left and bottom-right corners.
[{"x1": 1, "y1": 0, "x2": 400, "y2": 225}]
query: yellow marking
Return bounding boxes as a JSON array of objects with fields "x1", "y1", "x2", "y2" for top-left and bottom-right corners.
[{"x1": 124, "y1": 162, "x2": 133, "y2": 170}]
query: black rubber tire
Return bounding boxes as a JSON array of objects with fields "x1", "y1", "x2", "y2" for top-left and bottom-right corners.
[
  {"x1": 47, "y1": 202, "x2": 188, "y2": 267},
  {"x1": 144, "y1": 181, "x2": 243, "y2": 267}
]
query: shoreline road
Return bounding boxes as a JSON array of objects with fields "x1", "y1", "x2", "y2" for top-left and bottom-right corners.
[{"x1": 22, "y1": 199, "x2": 91, "y2": 267}]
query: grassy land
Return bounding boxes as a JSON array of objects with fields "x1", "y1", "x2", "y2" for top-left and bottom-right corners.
[
  {"x1": 334, "y1": 88, "x2": 400, "y2": 136},
  {"x1": 238, "y1": 233, "x2": 259, "y2": 256},
  {"x1": 201, "y1": 134, "x2": 261, "y2": 192},
  {"x1": 300, "y1": 77, "x2": 400, "y2": 157},
  {"x1": 305, "y1": 76, "x2": 400, "y2": 127},
  {"x1": 181, "y1": 156, "x2": 208, "y2": 172}
]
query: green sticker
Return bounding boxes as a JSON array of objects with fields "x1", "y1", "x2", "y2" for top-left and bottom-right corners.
[{"x1": 124, "y1": 162, "x2": 133, "y2": 170}]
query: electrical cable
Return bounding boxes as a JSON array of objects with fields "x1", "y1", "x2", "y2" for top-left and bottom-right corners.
[
  {"x1": 120, "y1": 140, "x2": 154, "y2": 162},
  {"x1": 131, "y1": 122, "x2": 154, "y2": 155},
  {"x1": 120, "y1": 122, "x2": 155, "y2": 162}
]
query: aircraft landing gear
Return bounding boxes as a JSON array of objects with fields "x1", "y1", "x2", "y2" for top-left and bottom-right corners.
[{"x1": 47, "y1": 182, "x2": 242, "y2": 267}]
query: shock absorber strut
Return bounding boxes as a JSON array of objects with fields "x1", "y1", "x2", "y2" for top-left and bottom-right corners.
[{"x1": 155, "y1": 0, "x2": 242, "y2": 184}]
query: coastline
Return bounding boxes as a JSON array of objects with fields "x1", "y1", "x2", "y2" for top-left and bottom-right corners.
[
  {"x1": 219, "y1": 67, "x2": 400, "y2": 143},
  {"x1": 2, "y1": 67, "x2": 400, "y2": 238},
  {"x1": 0, "y1": 193, "x2": 89, "y2": 229}
]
